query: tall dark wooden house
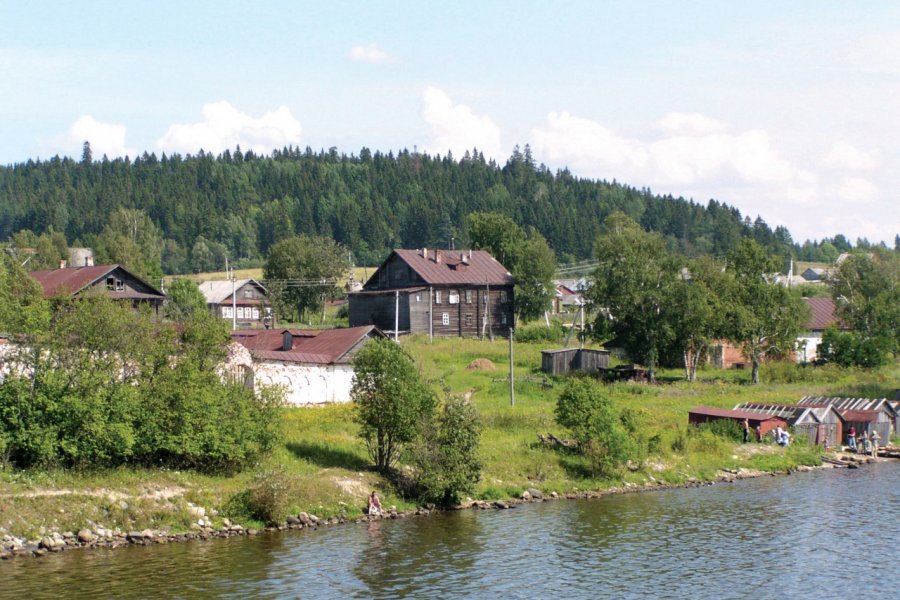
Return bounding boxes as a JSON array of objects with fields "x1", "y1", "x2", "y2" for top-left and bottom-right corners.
[{"x1": 349, "y1": 248, "x2": 515, "y2": 338}]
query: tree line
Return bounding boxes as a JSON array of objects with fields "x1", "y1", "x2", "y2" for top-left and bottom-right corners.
[{"x1": 4, "y1": 142, "x2": 876, "y2": 278}]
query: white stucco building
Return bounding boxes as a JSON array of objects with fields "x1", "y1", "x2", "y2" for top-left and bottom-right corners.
[{"x1": 224, "y1": 325, "x2": 384, "y2": 405}]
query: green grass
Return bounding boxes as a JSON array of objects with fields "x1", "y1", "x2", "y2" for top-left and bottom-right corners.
[{"x1": 1, "y1": 335, "x2": 896, "y2": 540}]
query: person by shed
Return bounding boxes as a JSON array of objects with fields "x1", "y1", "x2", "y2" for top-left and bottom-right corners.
[
  {"x1": 847, "y1": 425, "x2": 857, "y2": 452},
  {"x1": 755, "y1": 424, "x2": 762, "y2": 443},
  {"x1": 742, "y1": 419, "x2": 750, "y2": 443},
  {"x1": 870, "y1": 430, "x2": 880, "y2": 458}
]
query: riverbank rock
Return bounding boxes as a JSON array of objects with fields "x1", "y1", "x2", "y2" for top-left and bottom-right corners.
[
  {"x1": 77, "y1": 529, "x2": 94, "y2": 544},
  {"x1": 527, "y1": 488, "x2": 543, "y2": 500}
]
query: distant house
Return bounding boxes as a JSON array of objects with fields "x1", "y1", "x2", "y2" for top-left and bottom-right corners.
[
  {"x1": 348, "y1": 248, "x2": 515, "y2": 338},
  {"x1": 225, "y1": 325, "x2": 385, "y2": 405},
  {"x1": 198, "y1": 279, "x2": 270, "y2": 327},
  {"x1": 29, "y1": 263, "x2": 166, "y2": 312},
  {"x1": 801, "y1": 267, "x2": 827, "y2": 282},
  {"x1": 551, "y1": 280, "x2": 584, "y2": 314},
  {"x1": 795, "y1": 297, "x2": 848, "y2": 364}
]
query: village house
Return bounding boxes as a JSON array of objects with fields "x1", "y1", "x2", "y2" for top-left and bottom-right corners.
[
  {"x1": 795, "y1": 297, "x2": 849, "y2": 364},
  {"x1": 224, "y1": 325, "x2": 384, "y2": 405},
  {"x1": 29, "y1": 262, "x2": 166, "y2": 312},
  {"x1": 198, "y1": 278, "x2": 271, "y2": 328},
  {"x1": 348, "y1": 248, "x2": 515, "y2": 338}
]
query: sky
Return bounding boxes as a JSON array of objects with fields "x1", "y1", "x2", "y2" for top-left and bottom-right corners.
[{"x1": 2, "y1": 1, "x2": 898, "y2": 245}]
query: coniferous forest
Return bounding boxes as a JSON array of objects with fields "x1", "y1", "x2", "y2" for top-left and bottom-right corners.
[{"x1": 0, "y1": 143, "x2": 892, "y2": 275}]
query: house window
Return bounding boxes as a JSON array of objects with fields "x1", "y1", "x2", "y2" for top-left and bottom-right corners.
[
  {"x1": 415, "y1": 294, "x2": 421, "y2": 302},
  {"x1": 465, "y1": 313, "x2": 473, "y2": 327},
  {"x1": 499, "y1": 290, "x2": 508, "y2": 303},
  {"x1": 106, "y1": 277, "x2": 115, "y2": 290},
  {"x1": 222, "y1": 306, "x2": 234, "y2": 319},
  {"x1": 243, "y1": 288, "x2": 254, "y2": 298},
  {"x1": 237, "y1": 307, "x2": 245, "y2": 319},
  {"x1": 465, "y1": 290, "x2": 473, "y2": 304},
  {"x1": 435, "y1": 291, "x2": 442, "y2": 304},
  {"x1": 252, "y1": 308, "x2": 260, "y2": 320},
  {"x1": 448, "y1": 291, "x2": 459, "y2": 304},
  {"x1": 501, "y1": 312, "x2": 508, "y2": 325},
  {"x1": 442, "y1": 312, "x2": 450, "y2": 326}
]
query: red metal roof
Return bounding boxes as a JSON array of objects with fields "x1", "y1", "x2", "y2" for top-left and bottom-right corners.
[
  {"x1": 689, "y1": 406, "x2": 785, "y2": 421},
  {"x1": 802, "y1": 297, "x2": 846, "y2": 331},
  {"x1": 29, "y1": 264, "x2": 165, "y2": 299},
  {"x1": 231, "y1": 325, "x2": 382, "y2": 364},
  {"x1": 837, "y1": 409, "x2": 879, "y2": 423},
  {"x1": 391, "y1": 249, "x2": 514, "y2": 286}
]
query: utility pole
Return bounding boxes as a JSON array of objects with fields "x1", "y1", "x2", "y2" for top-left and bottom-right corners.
[
  {"x1": 508, "y1": 328, "x2": 515, "y2": 406},
  {"x1": 394, "y1": 289, "x2": 399, "y2": 343},
  {"x1": 227, "y1": 256, "x2": 236, "y2": 331}
]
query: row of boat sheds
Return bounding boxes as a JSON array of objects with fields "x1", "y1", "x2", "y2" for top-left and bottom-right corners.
[{"x1": 688, "y1": 396, "x2": 899, "y2": 448}]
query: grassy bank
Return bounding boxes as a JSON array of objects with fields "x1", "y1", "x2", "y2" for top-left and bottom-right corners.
[{"x1": 1, "y1": 336, "x2": 897, "y2": 541}]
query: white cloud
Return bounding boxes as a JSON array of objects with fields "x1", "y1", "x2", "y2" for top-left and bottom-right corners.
[
  {"x1": 156, "y1": 101, "x2": 302, "y2": 156},
  {"x1": 43, "y1": 115, "x2": 135, "y2": 159},
  {"x1": 421, "y1": 86, "x2": 503, "y2": 160},
  {"x1": 833, "y1": 177, "x2": 879, "y2": 204},
  {"x1": 656, "y1": 112, "x2": 728, "y2": 135},
  {"x1": 823, "y1": 141, "x2": 878, "y2": 171},
  {"x1": 348, "y1": 44, "x2": 394, "y2": 63}
]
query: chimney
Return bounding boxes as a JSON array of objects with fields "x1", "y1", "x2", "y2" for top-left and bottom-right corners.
[
  {"x1": 423, "y1": 247, "x2": 428, "y2": 260},
  {"x1": 59, "y1": 259, "x2": 67, "y2": 269},
  {"x1": 469, "y1": 249, "x2": 473, "y2": 260},
  {"x1": 461, "y1": 252, "x2": 469, "y2": 265},
  {"x1": 85, "y1": 256, "x2": 94, "y2": 267},
  {"x1": 435, "y1": 251, "x2": 441, "y2": 264}
]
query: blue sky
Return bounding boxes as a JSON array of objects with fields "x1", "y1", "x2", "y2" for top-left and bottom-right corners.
[{"x1": 2, "y1": 1, "x2": 898, "y2": 244}]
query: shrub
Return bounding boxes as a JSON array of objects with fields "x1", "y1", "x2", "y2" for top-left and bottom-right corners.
[
  {"x1": 513, "y1": 321, "x2": 568, "y2": 344},
  {"x1": 352, "y1": 339, "x2": 437, "y2": 471},
  {"x1": 246, "y1": 467, "x2": 294, "y2": 525},
  {"x1": 412, "y1": 395, "x2": 483, "y2": 506}
]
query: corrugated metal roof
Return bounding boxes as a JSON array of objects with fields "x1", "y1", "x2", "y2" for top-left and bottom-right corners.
[
  {"x1": 802, "y1": 298, "x2": 847, "y2": 331},
  {"x1": 29, "y1": 264, "x2": 165, "y2": 299},
  {"x1": 198, "y1": 279, "x2": 267, "y2": 304},
  {"x1": 838, "y1": 409, "x2": 880, "y2": 423},
  {"x1": 231, "y1": 325, "x2": 382, "y2": 364},
  {"x1": 689, "y1": 406, "x2": 785, "y2": 421},
  {"x1": 798, "y1": 396, "x2": 892, "y2": 413},
  {"x1": 390, "y1": 249, "x2": 514, "y2": 286},
  {"x1": 734, "y1": 403, "x2": 811, "y2": 422}
]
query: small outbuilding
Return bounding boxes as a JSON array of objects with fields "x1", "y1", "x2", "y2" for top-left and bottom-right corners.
[
  {"x1": 734, "y1": 402, "x2": 843, "y2": 447},
  {"x1": 798, "y1": 396, "x2": 898, "y2": 438},
  {"x1": 688, "y1": 406, "x2": 787, "y2": 437},
  {"x1": 541, "y1": 348, "x2": 609, "y2": 375}
]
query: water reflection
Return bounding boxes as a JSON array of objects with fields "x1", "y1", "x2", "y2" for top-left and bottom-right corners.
[{"x1": 3, "y1": 464, "x2": 899, "y2": 599}]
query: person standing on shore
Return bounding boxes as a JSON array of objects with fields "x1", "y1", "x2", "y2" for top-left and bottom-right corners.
[
  {"x1": 742, "y1": 419, "x2": 750, "y2": 443},
  {"x1": 368, "y1": 491, "x2": 382, "y2": 516},
  {"x1": 847, "y1": 425, "x2": 857, "y2": 452},
  {"x1": 755, "y1": 424, "x2": 762, "y2": 443},
  {"x1": 870, "y1": 430, "x2": 880, "y2": 458}
]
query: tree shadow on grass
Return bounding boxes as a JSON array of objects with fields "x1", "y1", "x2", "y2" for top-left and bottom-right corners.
[{"x1": 286, "y1": 442, "x2": 371, "y2": 470}]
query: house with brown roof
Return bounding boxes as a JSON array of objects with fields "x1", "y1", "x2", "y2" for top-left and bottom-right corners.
[
  {"x1": 348, "y1": 248, "x2": 515, "y2": 338},
  {"x1": 29, "y1": 263, "x2": 166, "y2": 312},
  {"x1": 198, "y1": 279, "x2": 270, "y2": 327},
  {"x1": 224, "y1": 325, "x2": 385, "y2": 405},
  {"x1": 795, "y1": 297, "x2": 849, "y2": 364}
]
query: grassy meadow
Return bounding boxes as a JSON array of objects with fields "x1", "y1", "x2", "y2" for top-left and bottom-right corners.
[{"x1": 1, "y1": 334, "x2": 897, "y2": 540}]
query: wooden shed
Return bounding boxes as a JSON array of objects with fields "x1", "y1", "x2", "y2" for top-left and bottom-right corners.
[
  {"x1": 688, "y1": 406, "x2": 787, "y2": 437},
  {"x1": 798, "y1": 396, "x2": 898, "y2": 438},
  {"x1": 541, "y1": 348, "x2": 609, "y2": 376},
  {"x1": 734, "y1": 402, "x2": 843, "y2": 447}
]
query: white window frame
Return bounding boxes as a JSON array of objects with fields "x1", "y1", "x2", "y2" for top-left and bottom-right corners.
[
  {"x1": 465, "y1": 290, "x2": 473, "y2": 304},
  {"x1": 252, "y1": 307, "x2": 260, "y2": 320},
  {"x1": 222, "y1": 306, "x2": 234, "y2": 319},
  {"x1": 448, "y1": 291, "x2": 459, "y2": 304},
  {"x1": 237, "y1": 307, "x2": 245, "y2": 319},
  {"x1": 442, "y1": 312, "x2": 450, "y2": 326},
  {"x1": 435, "y1": 290, "x2": 442, "y2": 304}
]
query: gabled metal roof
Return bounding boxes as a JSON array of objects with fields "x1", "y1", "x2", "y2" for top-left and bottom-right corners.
[
  {"x1": 231, "y1": 325, "x2": 384, "y2": 365},
  {"x1": 29, "y1": 264, "x2": 165, "y2": 299},
  {"x1": 374, "y1": 249, "x2": 514, "y2": 287},
  {"x1": 198, "y1": 279, "x2": 267, "y2": 304}
]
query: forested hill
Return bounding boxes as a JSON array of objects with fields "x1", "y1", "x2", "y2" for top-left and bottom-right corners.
[{"x1": 0, "y1": 145, "x2": 795, "y2": 272}]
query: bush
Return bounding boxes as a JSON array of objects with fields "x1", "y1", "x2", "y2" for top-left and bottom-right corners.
[
  {"x1": 513, "y1": 321, "x2": 568, "y2": 344},
  {"x1": 412, "y1": 395, "x2": 483, "y2": 506},
  {"x1": 819, "y1": 327, "x2": 892, "y2": 368},
  {"x1": 246, "y1": 467, "x2": 294, "y2": 525},
  {"x1": 352, "y1": 339, "x2": 437, "y2": 471},
  {"x1": 555, "y1": 378, "x2": 641, "y2": 478},
  {"x1": 0, "y1": 297, "x2": 283, "y2": 472},
  {"x1": 761, "y1": 361, "x2": 847, "y2": 384}
]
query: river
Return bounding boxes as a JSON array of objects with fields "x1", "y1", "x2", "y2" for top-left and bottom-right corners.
[{"x1": 3, "y1": 463, "x2": 899, "y2": 599}]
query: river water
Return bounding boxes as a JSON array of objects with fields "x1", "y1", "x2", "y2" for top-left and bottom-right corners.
[{"x1": 4, "y1": 464, "x2": 899, "y2": 599}]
